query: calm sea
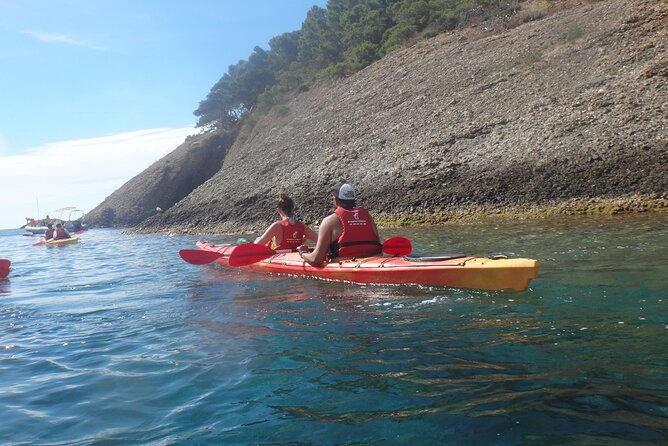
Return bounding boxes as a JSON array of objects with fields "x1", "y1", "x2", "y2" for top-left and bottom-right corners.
[{"x1": 1, "y1": 215, "x2": 666, "y2": 445}]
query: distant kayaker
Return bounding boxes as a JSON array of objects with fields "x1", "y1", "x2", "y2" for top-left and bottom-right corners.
[
  {"x1": 53, "y1": 223, "x2": 71, "y2": 240},
  {"x1": 44, "y1": 223, "x2": 55, "y2": 240},
  {"x1": 254, "y1": 193, "x2": 317, "y2": 251},
  {"x1": 299, "y1": 183, "x2": 381, "y2": 266}
]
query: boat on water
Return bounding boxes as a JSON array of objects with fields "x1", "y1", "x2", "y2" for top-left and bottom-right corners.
[
  {"x1": 22, "y1": 207, "x2": 86, "y2": 235},
  {"x1": 24, "y1": 224, "x2": 48, "y2": 235},
  {"x1": 0, "y1": 259, "x2": 10, "y2": 279},
  {"x1": 52, "y1": 207, "x2": 87, "y2": 232},
  {"x1": 188, "y1": 241, "x2": 539, "y2": 292}
]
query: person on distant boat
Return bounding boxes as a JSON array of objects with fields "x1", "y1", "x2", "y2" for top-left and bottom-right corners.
[
  {"x1": 298, "y1": 182, "x2": 381, "y2": 266},
  {"x1": 44, "y1": 223, "x2": 55, "y2": 240},
  {"x1": 53, "y1": 223, "x2": 71, "y2": 240},
  {"x1": 43, "y1": 215, "x2": 52, "y2": 225},
  {"x1": 254, "y1": 193, "x2": 317, "y2": 251}
]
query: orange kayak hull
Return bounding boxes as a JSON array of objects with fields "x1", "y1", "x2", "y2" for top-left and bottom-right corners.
[{"x1": 195, "y1": 242, "x2": 539, "y2": 292}]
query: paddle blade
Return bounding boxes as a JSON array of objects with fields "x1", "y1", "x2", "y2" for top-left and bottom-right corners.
[
  {"x1": 228, "y1": 243, "x2": 276, "y2": 267},
  {"x1": 0, "y1": 259, "x2": 10, "y2": 279},
  {"x1": 74, "y1": 230, "x2": 84, "y2": 235},
  {"x1": 382, "y1": 236, "x2": 412, "y2": 256},
  {"x1": 179, "y1": 249, "x2": 223, "y2": 265}
]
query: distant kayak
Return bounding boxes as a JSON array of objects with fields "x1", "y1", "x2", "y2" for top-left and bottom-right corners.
[
  {"x1": 191, "y1": 241, "x2": 539, "y2": 292},
  {"x1": 0, "y1": 259, "x2": 10, "y2": 279},
  {"x1": 46, "y1": 237, "x2": 80, "y2": 247}
]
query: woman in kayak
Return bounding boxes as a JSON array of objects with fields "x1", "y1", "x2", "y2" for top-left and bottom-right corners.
[
  {"x1": 53, "y1": 223, "x2": 71, "y2": 240},
  {"x1": 299, "y1": 182, "x2": 381, "y2": 266},
  {"x1": 44, "y1": 223, "x2": 55, "y2": 240},
  {"x1": 254, "y1": 193, "x2": 317, "y2": 251}
]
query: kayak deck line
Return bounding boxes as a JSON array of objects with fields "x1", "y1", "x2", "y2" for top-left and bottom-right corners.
[
  {"x1": 194, "y1": 241, "x2": 539, "y2": 292},
  {"x1": 263, "y1": 251, "x2": 525, "y2": 271}
]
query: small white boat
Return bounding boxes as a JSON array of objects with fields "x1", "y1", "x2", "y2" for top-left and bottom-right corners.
[
  {"x1": 54, "y1": 207, "x2": 86, "y2": 232},
  {"x1": 24, "y1": 225, "x2": 48, "y2": 235},
  {"x1": 22, "y1": 207, "x2": 86, "y2": 235}
]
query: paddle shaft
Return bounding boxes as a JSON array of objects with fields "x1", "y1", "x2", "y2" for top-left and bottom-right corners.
[
  {"x1": 227, "y1": 237, "x2": 410, "y2": 267},
  {"x1": 181, "y1": 237, "x2": 411, "y2": 267}
]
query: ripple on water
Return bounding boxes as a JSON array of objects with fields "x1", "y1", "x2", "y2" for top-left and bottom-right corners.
[{"x1": 0, "y1": 219, "x2": 667, "y2": 444}]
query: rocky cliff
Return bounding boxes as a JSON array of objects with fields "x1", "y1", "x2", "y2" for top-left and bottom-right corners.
[
  {"x1": 86, "y1": 130, "x2": 236, "y2": 226},
  {"x1": 94, "y1": 0, "x2": 667, "y2": 232}
]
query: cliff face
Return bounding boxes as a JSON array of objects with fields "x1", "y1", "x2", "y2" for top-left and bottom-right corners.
[
  {"x1": 118, "y1": 0, "x2": 667, "y2": 232},
  {"x1": 86, "y1": 130, "x2": 236, "y2": 227}
]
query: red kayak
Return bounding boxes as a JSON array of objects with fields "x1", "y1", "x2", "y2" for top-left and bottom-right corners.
[
  {"x1": 183, "y1": 241, "x2": 539, "y2": 292},
  {"x1": 0, "y1": 259, "x2": 10, "y2": 279}
]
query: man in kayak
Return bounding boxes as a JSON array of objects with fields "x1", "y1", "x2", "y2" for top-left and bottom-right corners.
[
  {"x1": 53, "y1": 223, "x2": 71, "y2": 240},
  {"x1": 254, "y1": 193, "x2": 317, "y2": 251},
  {"x1": 299, "y1": 183, "x2": 381, "y2": 266},
  {"x1": 44, "y1": 223, "x2": 55, "y2": 240}
]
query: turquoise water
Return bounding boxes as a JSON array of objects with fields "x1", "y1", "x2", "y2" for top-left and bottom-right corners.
[{"x1": 1, "y1": 215, "x2": 666, "y2": 445}]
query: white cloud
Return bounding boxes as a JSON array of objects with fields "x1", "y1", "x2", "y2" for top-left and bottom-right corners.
[
  {"x1": 0, "y1": 127, "x2": 197, "y2": 229},
  {"x1": 0, "y1": 134, "x2": 7, "y2": 156},
  {"x1": 23, "y1": 30, "x2": 108, "y2": 51}
]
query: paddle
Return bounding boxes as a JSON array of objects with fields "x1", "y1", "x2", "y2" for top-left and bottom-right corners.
[
  {"x1": 74, "y1": 230, "x2": 84, "y2": 235},
  {"x1": 228, "y1": 244, "x2": 292, "y2": 267},
  {"x1": 380, "y1": 236, "x2": 412, "y2": 256},
  {"x1": 178, "y1": 245, "x2": 290, "y2": 266},
  {"x1": 179, "y1": 249, "x2": 229, "y2": 265},
  {"x1": 180, "y1": 237, "x2": 412, "y2": 267},
  {"x1": 0, "y1": 259, "x2": 10, "y2": 279},
  {"x1": 226, "y1": 236, "x2": 412, "y2": 267}
]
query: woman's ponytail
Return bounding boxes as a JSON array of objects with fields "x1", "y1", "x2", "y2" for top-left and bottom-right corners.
[{"x1": 278, "y1": 193, "x2": 296, "y2": 224}]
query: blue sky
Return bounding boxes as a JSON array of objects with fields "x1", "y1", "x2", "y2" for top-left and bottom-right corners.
[{"x1": 0, "y1": 0, "x2": 325, "y2": 229}]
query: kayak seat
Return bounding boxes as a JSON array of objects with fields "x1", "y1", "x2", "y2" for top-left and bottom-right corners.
[{"x1": 404, "y1": 253, "x2": 467, "y2": 262}]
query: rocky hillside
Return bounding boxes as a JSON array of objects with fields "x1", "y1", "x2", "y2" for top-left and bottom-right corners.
[
  {"x1": 97, "y1": 0, "x2": 667, "y2": 232},
  {"x1": 86, "y1": 129, "x2": 236, "y2": 226}
]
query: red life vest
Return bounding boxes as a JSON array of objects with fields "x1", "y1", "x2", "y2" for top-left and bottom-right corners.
[
  {"x1": 55, "y1": 228, "x2": 70, "y2": 240},
  {"x1": 273, "y1": 220, "x2": 305, "y2": 251},
  {"x1": 44, "y1": 228, "x2": 55, "y2": 240},
  {"x1": 331, "y1": 207, "x2": 381, "y2": 258}
]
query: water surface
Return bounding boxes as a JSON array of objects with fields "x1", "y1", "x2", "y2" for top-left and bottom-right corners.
[{"x1": 1, "y1": 215, "x2": 666, "y2": 445}]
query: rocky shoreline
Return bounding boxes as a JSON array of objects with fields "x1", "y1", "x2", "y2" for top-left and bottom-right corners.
[{"x1": 128, "y1": 193, "x2": 667, "y2": 235}]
